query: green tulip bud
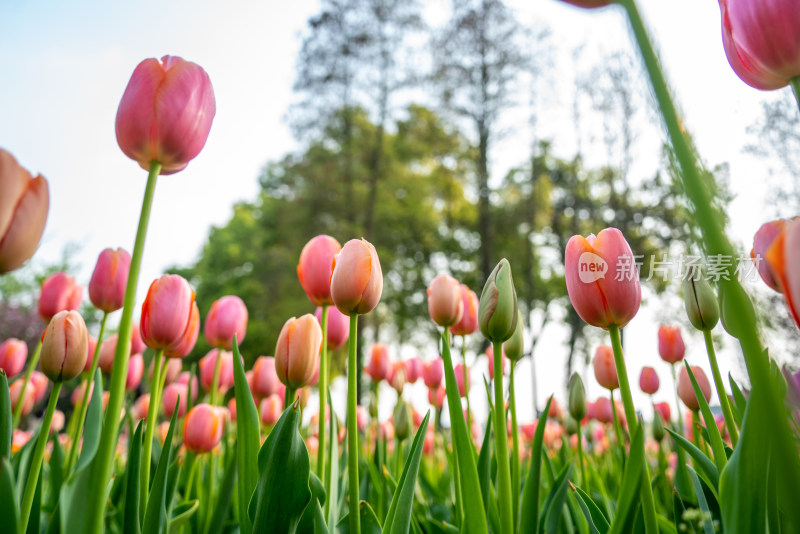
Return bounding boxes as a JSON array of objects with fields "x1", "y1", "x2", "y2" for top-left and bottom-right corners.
[
  {"x1": 479, "y1": 259, "x2": 519, "y2": 343},
  {"x1": 568, "y1": 373, "x2": 586, "y2": 421},
  {"x1": 503, "y1": 310, "x2": 525, "y2": 361},
  {"x1": 683, "y1": 267, "x2": 720, "y2": 331},
  {"x1": 565, "y1": 417, "x2": 577, "y2": 436},
  {"x1": 393, "y1": 400, "x2": 411, "y2": 441},
  {"x1": 652, "y1": 409, "x2": 665, "y2": 442}
]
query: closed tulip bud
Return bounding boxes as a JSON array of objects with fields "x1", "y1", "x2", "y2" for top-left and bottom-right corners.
[
  {"x1": 451, "y1": 285, "x2": 479, "y2": 336},
  {"x1": 10, "y1": 380, "x2": 35, "y2": 417},
  {"x1": 0, "y1": 338, "x2": 27, "y2": 378},
  {"x1": 162, "y1": 383, "x2": 188, "y2": 418},
  {"x1": 765, "y1": 218, "x2": 800, "y2": 328},
  {"x1": 41, "y1": 310, "x2": 88, "y2": 382},
  {"x1": 297, "y1": 235, "x2": 342, "y2": 306},
  {"x1": 140, "y1": 274, "x2": 196, "y2": 350},
  {"x1": 389, "y1": 362, "x2": 406, "y2": 394},
  {"x1": 130, "y1": 322, "x2": 146, "y2": 356},
  {"x1": 365, "y1": 344, "x2": 391, "y2": 382},
  {"x1": 682, "y1": 269, "x2": 720, "y2": 332},
  {"x1": 594, "y1": 397, "x2": 613, "y2": 424},
  {"x1": 88, "y1": 248, "x2": 131, "y2": 313},
  {"x1": 455, "y1": 363, "x2": 470, "y2": 397},
  {"x1": 394, "y1": 400, "x2": 412, "y2": 441},
  {"x1": 677, "y1": 365, "x2": 712, "y2": 412},
  {"x1": 183, "y1": 404, "x2": 225, "y2": 454},
  {"x1": 0, "y1": 150, "x2": 49, "y2": 274},
  {"x1": 204, "y1": 295, "x2": 248, "y2": 350},
  {"x1": 593, "y1": 345, "x2": 619, "y2": 391},
  {"x1": 657, "y1": 325, "x2": 687, "y2": 364},
  {"x1": 251, "y1": 356, "x2": 281, "y2": 398},
  {"x1": 751, "y1": 220, "x2": 786, "y2": 292},
  {"x1": 165, "y1": 302, "x2": 200, "y2": 358},
  {"x1": 568, "y1": 373, "x2": 587, "y2": 421},
  {"x1": 199, "y1": 349, "x2": 236, "y2": 392},
  {"x1": 260, "y1": 394, "x2": 282, "y2": 426},
  {"x1": 548, "y1": 398, "x2": 562, "y2": 420},
  {"x1": 38, "y1": 272, "x2": 83, "y2": 322},
  {"x1": 639, "y1": 366, "x2": 660, "y2": 395},
  {"x1": 423, "y1": 359, "x2": 444, "y2": 389},
  {"x1": 275, "y1": 314, "x2": 323, "y2": 389},
  {"x1": 404, "y1": 357, "x2": 423, "y2": 384},
  {"x1": 126, "y1": 353, "x2": 144, "y2": 391},
  {"x1": 330, "y1": 238, "x2": 383, "y2": 315},
  {"x1": 503, "y1": 310, "x2": 525, "y2": 362},
  {"x1": 116, "y1": 56, "x2": 215, "y2": 174},
  {"x1": 427, "y1": 274, "x2": 464, "y2": 327},
  {"x1": 428, "y1": 386, "x2": 445, "y2": 409},
  {"x1": 30, "y1": 371, "x2": 48, "y2": 403},
  {"x1": 97, "y1": 334, "x2": 118, "y2": 374},
  {"x1": 176, "y1": 372, "x2": 199, "y2": 401},
  {"x1": 653, "y1": 401, "x2": 671, "y2": 423},
  {"x1": 652, "y1": 410, "x2": 666, "y2": 442},
  {"x1": 485, "y1": 345, "x2": 507, "y2": 380},
  {"x1": 314, "y1": 305, "x2": 350, "y2": 351},
  {"x1": 565, "y1": 228, "x2": 641, "y2": 329},
  {"x1": 479, "y1": 259, "x2": 519, "y2": 342}
]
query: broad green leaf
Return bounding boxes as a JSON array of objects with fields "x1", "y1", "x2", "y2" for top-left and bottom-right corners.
[
  {"x1": 76, "y1": 370, "x2": 103, "y2": 473},
  {"x1": 206, "y1": 448, "x2": 237, "y2": 534},
  {"x1": 476, "y1": 414, "x2": 492, "y2": 523},
  {"x1": 251, "y1": 402, "x2": 311, "y2": 533},
  {"x1": 728, "y1": 374, "x2": 746, "y2": 427},
  {"x1": 665, "y1": 429, "x2": 719, "y2": 492},
  {"x1": 608, "y1": 426, "x2": 644, "y2": 534},
  {"x1": 141, "y1": 398, "x2": 179, "y2": 534},
  {"x1": 540, "y1": 463, "x2": 573, "y2": 534},
  {"x1": 0, "y1": 373, "x2": 11, "y2": 459},
  {"x1": 384, "y1": 411, "x2": 430, "y2": 534},
  {"x1": 124, "y1": 421, "x2": 144, "y2": 534},
  {"x1": 336, "y1": 501, "x2": 382, "y2": 534},
  {"x1": 313, "y1": 498, "x2": 329, "y2": 534},
  {"x1": 685, "y1": 364, "x2": 726, "y2": 473},
  {"x1": 299, "y1": 472, "x2": 327, "y2": 534},
  {"x1": 672, "y1": 492, "x2": 696, "y2": 534},
  {"x1": 48, "y1": 432, "x2": 64, "y2": 510},
  {"x1": 167, "y1": 500, "x2": 198, "y2": 534},
  {"x1": 687, "y1": 467, "x2": 714, "y2": 534},
  {"x1": 26, "y1": 461, "x2": 42, "y2": 534},
  {"x1": 519, "y1": 395, "x2": 553, "y2": 533},
  {"x1": 0, "y1": 458, "x2": 18, "y2": 532},
  {"x1": 571, "y1": 484, "x2": 609, "y2": 534},
  {"x1": 232, "y1": 334, "x2": 260, "y2": 534}
]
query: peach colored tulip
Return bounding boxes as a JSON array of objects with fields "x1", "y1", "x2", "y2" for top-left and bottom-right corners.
[
  {"x1": 654, "y1": 401, "x2": 671, "y2": 423},
  {"x1": 126, "y1": 353, "x2": 144, "y2": 391},
  {"x1": 297, "y1": 235, "x2": 342, "y2": 306},
  {"x1": 88, "y1": 248, "x2": 131, "y2": 313},
  {"x1": 314, "y1": 305, "x2": 350, "y2": 351},
  {"x1": 389, "y1": 362, "x2": 406, "y2": 394},
  {"x1": 657, "y1": 325, "x2": 685, "y2": 364},
  {"x1": 423, "y1": 359, "x2": 444, "y2": 390},
  {"x1": 0, "y1": 338, "x2": 26, "y2": 377},
  {"x1": 766, "y1": 218, "x2": 800, "y2": 327},
  {"x1": 455, "y1": 363, "x2": 470, "y2": 397},
  {"x1": 485, "y1": 344, "x2": 507, "y2": 380},
  {"x1": 428, "y1": 386, "x2": 445, "y2": 409},
  {"x1": 751, "y1": 219, "x2": 786, "y2": 292},
  {"x1": 71, "y1": 381, "x2": 94, "y2": 407},
  {"x1": 199, "y1": 349, "x2": 235, "y2": 392},
  {"x1": 116, "y1": 56, "x2": 215, "y2": 174},
  {"x1": 165, "y1": 302, "x2": 200, "y2": 358},
  {"x1": 38, "y1": 272, "x2": 83, "y2": 322},
  {"x1": 41, "y1": 310, "x2": 88, "y2": 382},
  {"x1": 639, "y1": 366, "x2": 660, "y2": 395},
  {"x1": 0, "y1": 149, "x2": 49, "y2": 274},
  {"x1": 404, "y1": 357, "x2": 423, "y2": 384},
  {"x1": 29, "y1": 371, "x2": 48, "y2": 403},
  {"x1": 677, "y1": 365, "x2": 712, "y2": 412},
  {"x1": 275, "y1": 314, "x2": 322, "y2": 389},
  {"x1": 451, "y1": 285, "x2": 479, "y2": 336},
  {"x1": 204, "y1": 295, "x2": 248, "y2": 350},
  {"x1": 330, "y1": 238, "x2": 383, "y2": 315},
  {"x1": 132, "y1": 394, "x2": 150, "y2": 421},
  {"x1": 51, "y1": 410, "x2": 65, "y2": 434},
  {"x1": 140, "y1": 274, "x2": 196, "y2": 350},
  {"x1": 251, "y1": 356, "x2": 281, "y2": 398},
  {"x1": 260, "y1": 394, "x2": 282, "y2": 426},
  {"x1": 593, "y1": 345, "x2": 619, "y2": 390},
  {"x1": 9, "y1": 380, "x2": 35, "y2": 417},
  {"x1": 162, "y1": 383, "x2": 188, "y2": 418},
  {"x1": 427, "y1": 274, "x2": 464, "y2": 327},
  {"x1": 183, "y1": 404, "x2": 225, "y2": 454},
  {"x1": 365, "y1": 343, "x2": 391, "y2": 382},
  {"x1": 565, "y1": 228, "x2": 641, "y2": 329}
]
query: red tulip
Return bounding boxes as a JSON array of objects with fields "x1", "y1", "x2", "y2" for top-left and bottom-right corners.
[
  {"x1": 88, "y1": 248, "x2": 131, "y2": 313},
  {"x1": 165, "y1": 302, "x2": 200, "y2": 358},
  {"x1": 183, "y1": 404, "x2": 225, "y2": 453},
  {"x1": 657, "y1": 325, "x2": 686, "y2": 364},
  {"x1": 365, "y1": 344, "x2": 391, "y2": 382},
  {"x1": 40, "y1": 310, "x2": 88, "y2": 382},
  {"x1": 0, "y1": 338, "x2": 27, "y2": 378},
  {"x1": 639, "y1": 366, "x2": 660, "y2": 395},
  {"x1": 653, "y1": 401, "x2": 671, "y2": 423},
  {"x1": 766, "y1": 218, "x2": 800, "y2": 327},
  {"x1": 275, "y1": 314, "x2": 323, "y2": 389},
  {"x1": 297, "y1": 235, "x2": 342, "y2": 306},
  {"x1": 451, "y1": 285, "x2": 479, "y2": 336},
  {"x1": 199, "y1": 349, "x2": 235, "y2": 392},
  {"x1": 140, "y1": 274, "x2": 196, "y2": 350},
  {"x1": 330, "y1": 238, "x2": 383, "y2": 315},
  {"x1": 116, "y1": 56, "x2": 216, "y2": 174},
  {"x1": 751, "y1": 219, "x2": 786, "y2": 292},
  {"x1": 126, "y1": 353, "x2": 144, "y2": 391},
  {"x1": 718, "y1": 0, "x2": 800, "y2": 90},
  {"x1": 259, "y1": 395, "x2": 282, "y2": 426},
  {"x1": 38, "y1": 272, "x2": 83, "y2": 322},
  {"x1": 0, "y1": 149, "x2": 49, "y2": 274},
  {"x1": 593, "y1": 345, "x2": 619, "y2": 390},
  {"x1": 162, "y1": 383, "x2": 188, "y2": 418},
  {"x1": 427, "y1": 274, "x2": 464, "y2": 327},
  {"x1": 455, "y1": 363, "x2": 470, "y2": 397},
  {"x1": 404, "y1": 357, "x2": 424, "y2": 384},
  {"x1": 315, "y1": 305, "x2": 350, "y2": 351},
  {"x1": 565, "y1": 228, "x2": 641, "y2": 329},
  {"x1": 678, "y1": 365, "x2": 712, "y2": 412},
  {"x1": 251, "y1": 356, "x2": 281, "y2": 398},
  {"x1": 423, "y1": 359, "x2": 444, "y2": 390},
  {"x1": 204, "y1": 295, "x2": 248, "y2": 350}
]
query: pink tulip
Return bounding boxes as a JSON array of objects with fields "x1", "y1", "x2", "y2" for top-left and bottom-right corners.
[
  {"x1": 657, "y1": 325, "x2": 686, "y2": 364},
  {"x1": 297, "y1": 235, "x2": 342, "y2": 306},
  {"x1": 564, "y1": 228, "x2": 641, "y2": 329},
  {"x1": 455, "y1": 363, "x2": 470, "y2": 397},
  {"x1": 677, "y1": 365, "x2": 712, "y2": 412},
  {"x1": 330, "y1": 238, "x2": 383, "y2": 315},
  {"x1": 71, "y1": 381, "x2": 94, "y2": 407},
  {"x1": 50, "y1": 410, "x2": 65, "y2": 433},
  {"x1": 153, "y1": 358, "x2": 183, "y2": 385},
  {"x1": 29, "y1": 371, "x2": 48, "y2": 403},
  {"x1": 427, "y1": 274, "x2": 464, "y2": 327},
  {"x1": 130, "y1": 322, "x2": 147, "y2": 355},
  {"x1": 116, "y1": 56, "x2": 216, "y2": 174},
  {"x1": 594, "y1": 397, "x2": 613, "y2": 424},
  {"x1": 451, "y1": 285, "x2": 479, "y2": 336},
  {"x1": 423, "y1": 359, "x2": 444, "y2": 390},
  {"x1": 639, "y1": 366, "x2": 660, "y2": 395},
  {"x1": 389, "y1": 362, "x2": 406, "y2": 394},
  {"x1": 84, "y1": 336, "x2": 98, "y2": 372},
  {"x1": 365, "y1": 344, "x2": 391, "y2": 382},
  {"x1": 38, "y1": 272, "x2": 83, "y2": 322},
  {"x1": 132, "y1": 394, "x2": 151, "y2": 421},
  {"x1": 654, "y1": 401, "x2": 671, "y2": 422},
  {"x1": 260, "y1": 394, "x2": 282, "y2": 426},
  {"x1": 12, "y1": 429, "x2": 31, "y2": 453},
  {"x1": 275, "y1": 314, "x2": 323, "y2": 390},
  {"x1": 183, "y1": 404, "x2": 225, "y2": 453},
  {"x1": 126, "y1": 353, "x2": 144, "y2": 391},
  {"x1": 485, "y1": 344, "x2": 507, "y2": 380},
  {"x1": 176, "y1": 372, "x2": 199, "y2": 401},
  {"x1": 41, "y1": 310, "x2": 88, "y2": 382},
  {"x1": 356, "y1": 405, "x2": 368, "y2": 431},
  {"x1": 204, "y1": 295, "x2": 248, "y2": 350},
  {"x1": 0, "y1": 149, "x2": 49, "y2": 274},
  {"x1": 751, "y1": 219, "x2": 786, "y2": 292},
  {"x1": 97, "y1": 335, "x2": 118, "y2": 374},
  {"x1": 88, "y1": 248, "x2": 131, "y2": 313},
  {"x1": 718, "y1": 0, "x2": 800, "y2": 90},
  {"x1": 404, "y1": 357, "x2": 424, "y2": 384},
  {"x1": 593, "y1": 345, "x2": 619, "y2": 390},
  {"x1": 314, "y1": 305, "x2": 350, "y2": 351},
  {"x1": 140, "y1": 274, "x2": 196, "y2": 350},
  {"x1": 199, "y1": 349, "x2": 235, "y2": 392},
  {"x1": 165, "y1": 302, "x2": 200, "y2": 358},
  {"x1": 428, "y1": 386, "x2": 445, "y2": 409},
  {"x1": 227, "y1": 397, "x2": 237, "y2": 422},
  {"x1": 251, "y1": 356, "x2": 281, "y2": 398},
  {"x1": 9, "y1": 380, "x2": 35, "y2": 417},
  {"x1": 162, "y1": 383, "x2": 188, "y2": 418},
  {"x1": 0, "y1": 338, "x2": 27, "y2": 378}
]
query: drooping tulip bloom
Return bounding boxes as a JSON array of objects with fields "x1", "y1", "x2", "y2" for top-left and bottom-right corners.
[
  {"x1": 183, "y1": 404, "x2": 225, "y2": 453},
  {"x1": 330, "y1": 238, "x2": 383, "y2": 315},
  {"x1": 315, "y1": 305, "x2": 350, "y2": 351},
  {"x1": 88, "y1": 248, "x2": 131, "y2": 313},
  {"x1": 486, "y1": 345, "x2": 507, "y2": 380},
  {"x1": 593, "y1": 345, "x2": 619, "y2": 390},
  {"x1": 479, "y1": 259, "x2": 519, "y2": 342},
  {"x1": 0, "y1": 149, "x2": 49, "y2": 274},
  {"x1": 639, "y1": 366, "x2": 660, "y2": 395},
  {"x1": 404, "y1": 357, "x2": 424, "y2": 384},
  {"x1": 455, "y1": 363, "x2": 470, "y2": 397},
  {"x1": 199, "y1": 349, "x2": 235, "y2": 392},
  {"x1": 274, "y1": 314, "x2": 323, "y2": 389},
  {"x1": 718, "y1": 0, "x2": 800, "y2": 90},
  {"x1": 427, "y1": 274, "x2": 464, "y2": 327},
  {"x1": 162, "y1": 383, "x2": 189, "y2": 418},
  {"x1": 251, "y1": 356, "x2": 281, "y2": 398},
  {"x1": 365, "y1": 344, "x2": 391, "y2": 382},
  {"x1": 260, "y1": 394, "x2": 282, "y2": 426},
  {"x1": 423, "y1": 359, "x2": 444, "y2": 390},
  {"x1": 0, "y1": 338, "x2": 27, "y2": 378},
  {"x1": 165, "y1": 302, "x2": 200, "y2": 358},
  {"x1": 116, "y1": 55, "x2": 216, "y2": 174},
  {"x1": 40, "y1": 310, "x2": 88, "y2": 382},
  {"x1": 428, "y1": 386, "x2": 446, "y2": 409},
  {"x1": 565, "y1": 228, "x2": 641, "y2": 329},
  {"x1": 653, "y1": 401, "x2": 671, "y2": 423},
  {"x1": 126, "y1": 353, "x2": 144, "y2": 391},
  {"x1": 204, "y1": 295, "x2": 248, "y2": 350},
  {"x1": 38, "y1": 272, "x2": 83, "y2": 322},
  {"x1": 657, "y1": 325, "x2": 686, "y2": 364},
  {"x1": 297, "y1": 235, "x2": 342, "y2": 306},
  {"x1": 140, "y1": 274, "x2": 196, "y2": 350},
  {"x1": 766, "y1": 218, "x2": 800, "y2": 327},
  {"x1": 677, "y1": 365, "x2": 713, "y2": 412},
  {"x1": 751, "y1": 219, "x2": 786, "y2": 291}
]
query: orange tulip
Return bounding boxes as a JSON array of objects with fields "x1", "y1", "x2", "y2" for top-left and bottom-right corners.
[
  {"x1": 657, "y1": 325, "x2": 686, "y2": 364},
  {"x1": 593, "y1": 345, "x2": 619, "y2": 391},
  {"x1": 40, "y1": 310, "x2": 88, "y2": 382},
  {"x1": 451, "y1": 284, "x2": 479, "y2": 336},
  {"x1": 330, "y1": 238, "x2": 383, "y2": 315},
  {"x1": 427, "y1": 274, "x2": 464, "y2": 327},
  {"x1": 677, "y1": 365, "x2": 712, "y2": 412},
  {"x1": 274, "y1": 314, "x2": 322, "y2": 389}
]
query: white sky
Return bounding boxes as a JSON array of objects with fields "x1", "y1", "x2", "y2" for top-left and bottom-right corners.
[{"x1": 1, "y1": 0, "x2": 795, "y2": 425}]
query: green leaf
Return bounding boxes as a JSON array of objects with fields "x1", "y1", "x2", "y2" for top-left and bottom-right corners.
[
  {"x1": 519, "y1": 395, "x2": 553, "y2": 533},
  {"x1": 232, "y1": 334, "x2": 260, "y2": 534},
  {"x1": 608, "y1": 425, "x2": 644, "y2": 534},
  {"x1": 0, "y1": 372, "x2": 11, "y2": 460},
  {"x1": 26, "y1": 461, "x2": 42, "y2": 534},
  {"x1": 206, "y1": 448, "x2": 237, "y2": 534},
  {"x1": 665, "y1": 429, "x2": 719, "y2": 491},
  {"x1": 571, "y1": 484, "x2": 609, "y2": 534},
  {"x1": 48, "y1": 432, "x2": 64, "y2": 511},
  {"x1": 728, "y1": 374, "x2": 745, "y2": 428},
  {"x1": 539, "y1": 463, "x2": 573, "y2": 534},
  {"x1": 383, "y1": 411, "x2": 430, "y2": 534},
  {"x1": 0, "y1": 458, "x2": 18, "y2": 533},
  {"x1": 76, "y1": 370, "x2": 104, "y2": 473},
  {"x1": 684, "y1": 364, "x2": 726, "y2": 473},
  {"x1": 336, "y1": 501, "x2": 382, "y2": 534},
  {"x1": 687, "y1": 467, "x2": 714, "y2": 534},
  {"x1": 476, "y1": 412, "x2": 492, "y2": 524},
  {"x1": 124, "y1": 421, "x2": 144, "y2": 534},
  {"x1": 167, "y1": 500, "x2": 198, "y2": 534},
  {"x1": 313, "y1": 497, "x2": 329, "y2": 534},
  {"x1": 327, "y1": 400, "x2": 340, "y2": 529},
  {"x1": 141, "y1": 398, "x2": 180, "y2": 534},
  {"x1": 251, "y1": 401, "x2": 312, "y2": 533}
]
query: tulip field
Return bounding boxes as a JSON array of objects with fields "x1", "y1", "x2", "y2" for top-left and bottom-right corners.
[{"x1": 2, "y1": 0, "x2": 800, "y2": 533}]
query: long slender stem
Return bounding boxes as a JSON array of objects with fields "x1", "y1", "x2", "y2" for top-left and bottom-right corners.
[
  {"x1": 184, "y1": 454, "x2": 200, "y2": 501},
  {"x1": 703, "y1": 330, "x2": 738, "y2": 445},
  {"x1": 86, "y1": 161, "x2": 161, "y2": 534},
  {"x1": 610, "y1": 390, "x2": 625, "y2": 454},
  {"x1": 284, "y1": 386, "x2": 297, "y2": 410},
  {"x1": 347, "y1": 312, "x2": 360, "y2": 534},
  {"x1": 19, "y1": 381, "x2": 62, "y2": 534},
  {"x1": 576, "y1": 418, "x2": 585, "y2": 489},
  {"x1": 12, "y1": 339, "x2": 42, "y2": 429},
  {"x1": 210, "y1": 348, "x2": 224, "y2": 405},
  {"x1": 461, "y1": 337, "x2": 471, "y2": 431},
  {"x1": 670, "y1": 364, "x2": 683, "y2": 431},
  {"x1": 509, "y1": 363, "x2": 520, "y2": 533},
  {"x1": 318, "y1": 304, "x2": 329, "y2": 482},
  {"x1": 492, "y1": 341, "x2": 513, "y2": 534},
  {"x1": 65, "y1": 312, "x2": 108, "y2": 476},
  {"x1": 141, "y1": 348, "x2": 165, "y2": 508}
]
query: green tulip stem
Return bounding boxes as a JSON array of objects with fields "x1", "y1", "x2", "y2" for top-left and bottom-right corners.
[
  {"x1": 670, "y1": 364, "x2": 684, "y2": 431},
  {"x1": 184, "y1": 454, "x2": 200, "y2": 501},
  {"x1": 703, "y1": 330, "x2": 738, "y2": 445},
  {"x1": 284, "y1": 386, "x2": 297, "y2": 410},
  {"x1": 461, "y1": 336, "x2": 471, "y2": 430},
  {"x1": 347, "y1": 312, "x2": 361, "y2": 534},
  {"x1": 609, "y1": 324, "x2": 657, "y2": 534},
  {"x1": 610, "y1": 390, "x2": 625, "y2": 455},
  {"x1": 19, "y1": 381, "x2": 62, "y2": 534},
  {"x1": 509, "y1": 362, "x2": 521, "y2": 532},
  {"x1": 318, "y1": 304, "x2": 329, "y2": 482},
  {"x1": 210, "y1": 348, "x2": 224, "y2": 406},
  {"x1": 141, "y1": 348, "x2": 165, "y2": 507},
  {"x1": 65, "y1": 312, "x2": 108, "y2": 476},
  {"x1": 492, "y1": 341, "x2": 514, "y2": 534},
  {"x1": 394, "y1": 437, "x2": 403, "y2": 480},
  {"x1": 576, "y1": 418, "x2": 586, "y2": 489},
  {"x1": 12, "y1": 338, "x2": 42, "y2": 429}
]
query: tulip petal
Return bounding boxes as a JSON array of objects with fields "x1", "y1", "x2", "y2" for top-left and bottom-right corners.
[{"x1": 0, "y1": 174, "x2": 49, "y2": 274}]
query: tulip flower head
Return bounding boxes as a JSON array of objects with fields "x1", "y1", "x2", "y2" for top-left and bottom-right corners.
[
  {"x1": 297, "y1": 235, "x2": 342, "y2": 306},
  {"x1": 315, "y1": 305, "x2": 350, "y2": 351},
  {"x1": 485, "y1": 344, "x2": 507, "y2": 380},
  {"x1": 10, "y1": 380, "x2": 35, "y2": 418},
  {"x1": 653, "y1": 401, "x2": 671, "y2": 423},
  {"x1": 29, "y1": 371, "x2": 49, "y2": 403},
  {"x1": 162, "y1": 383, "x2": 188, "y2": 418},
  {"x1": 657, "y1": 325, "x2": 686, "y2": 364},
  {"x1": 479, "y1": 259, "x2": 519, "y2": 342},
  {"x1": 423, "y1": 358, "x2": 444, "y2": 389},
  {"x1": 88, "y1": 248, "x2": 131, "y2": 313},
  {"x1": 677, "y1": 365, "x2": 712, "y2": 412},
  {"x1": 451, "y1": 285, "x2": 479, "y2": 336},
  {"x1": 389, "y1": 361, "x2": 406, "y2": 394},
  {"x1": 0, "y1": 149, "x2": 49, "y2": 274},
  {"x1": 126, "y1": 353, "x2": 144, "y2": 391},
  {"x1": 204, "y1": 295, "x2": 248, "y2": 350},
  {"x1": 140, "y1": 274, "x2": 196, "y2": 351},
  {"x1": 183, "y1": 404, "x2": 225, "y2": 454},
  {"x1": 565, "y1": 228, "x2": 641, "y2": 329},
  {"x1": 683, "y1": 268, "x2": 721, "y2": 332},
  {"x1": 365, "y1": 343, "x2": 391, "y2": 382},
  {"x1": 404, "y1": 357, "x2": 424, "y2": 384},
  {"x1": 330, "y1": 238, "x2": 383, "y2": 315},
  {"x1": 455, "y1": 363, "x2": 470, "y2": 397},
  {"x1": 594, "y1": 397, "x2": 613, "y2": 424},
  {"x1": 40, "y1": 310, "x2": 88, "y2": 382},
  {"x1": 260, "y1": 394, "x2": 282, "y2": 427},
  {"x1": 568, "y1": 373, "x2": 587, "y2": 421},
  {"x1": 752, "y1": 219, "x2": 786, "y2": 291},
  {"x1": 561, "y1": 0, "x2": 615, "y2": 8},
  {"x1": 639, "y1": 366, "x2": 660, "y2": 395},
  {"x1": 165, "y1": 302, "x2": 200, "y2": 359},
  {"x1": 0, "y1": 338, "x2": 27, "y2": 378},
  {"x1": 428, "y1": 386, "x2": 446, "y2": 409},
  {"x1": 503, "y1": 309, "x2": 525, "y2": 361},
  {"x1": 116, "y1": 56, "x2": 216, "y2": 174},
  {"x1": 39, "y1": 272, "x2": 83, "y2": 322},
  {"x1": 593, "y1": 345, "x2": 619, "y2": 391},
  {"x1": 274, "y1": 314, "x2": 323, "y2": 389},
  {"x1": 427, "y1": 273, "x2": 464, "y2": 327},
  {"x1": 251, "y1": 356, "x2": 282, "y2": 398},
  {"x1": 199, "y1": 349, "x2": 235, "y2": 392},
  {"x1": 766, "y1": 218, "x2": 800, "y2": 328}
]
